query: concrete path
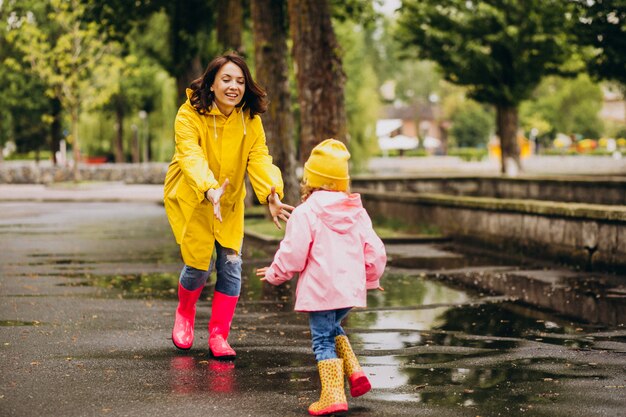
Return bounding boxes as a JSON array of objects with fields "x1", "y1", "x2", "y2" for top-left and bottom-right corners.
[{"x1": 1, "y1": 186, "x2": 625, "y2": 417}]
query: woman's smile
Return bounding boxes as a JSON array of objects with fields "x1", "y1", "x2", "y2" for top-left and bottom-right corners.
[{"x1": 212, "y1": 62, "x2": 245, "y2": 116}]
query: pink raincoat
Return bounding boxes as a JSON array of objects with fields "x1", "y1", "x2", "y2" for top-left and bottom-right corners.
[{"x1": 264, "y1": 191, "x2": 387, "y2": 312}]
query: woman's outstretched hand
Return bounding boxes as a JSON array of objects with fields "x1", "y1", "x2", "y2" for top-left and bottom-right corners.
[
  {"x1": 267, "y1": 186, "x2": 294, "y2": 230},
  {"x1": 256, "y1": 266, "x2": 269, "y2": 281},
  {"x1": 206, "y1": 178, "x2": 229, "y2": 222}
]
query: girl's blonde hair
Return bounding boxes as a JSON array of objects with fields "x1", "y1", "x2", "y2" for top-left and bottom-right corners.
[{"x1": 300, "y1": 182, "x2": 350, "y2": 202}]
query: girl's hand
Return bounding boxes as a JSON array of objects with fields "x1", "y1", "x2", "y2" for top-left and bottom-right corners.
[
  {"x1": 267, "y1": 186, "x2": 294, "y2": 230},
  {"x1": 256, "y1": 266, "x2": 269, "y2": 281},
  {"x1": 377, "y1": 286, "x2": 385, "y2": 291},
  {"x1": 206, "y1": 178, "x2": 229, "y2": 222}
]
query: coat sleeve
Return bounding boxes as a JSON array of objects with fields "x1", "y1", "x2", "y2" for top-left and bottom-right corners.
[
  {"x1": 246, "y1": 119, "x2": 285, "y2": 204},
  {"x1": 264, "y1": 208, "x2": 313, "y2": 286},
  {"x1": 362, "y1": 212, "x2": 387, "y2": 289},
  {"x1": 174, "y1": 108, "x2": 219, "y2": 203}
]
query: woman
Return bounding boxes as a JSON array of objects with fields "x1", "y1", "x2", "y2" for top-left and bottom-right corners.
[{"x1": 164, "y1": 52, "x2": 294, "y2": 358}]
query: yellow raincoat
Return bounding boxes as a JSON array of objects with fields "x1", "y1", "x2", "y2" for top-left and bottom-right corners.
[{"x1": 164, "y1": 89, "x2": 284, "y2": 270}]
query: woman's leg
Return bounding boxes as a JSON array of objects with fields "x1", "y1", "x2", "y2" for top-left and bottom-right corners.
[
  {"x1": 209, "y1": 241, "x2": 242, "y2": 359},
  {"x1": 172, "y1": 265, "x2": 210, "y2": 350}
]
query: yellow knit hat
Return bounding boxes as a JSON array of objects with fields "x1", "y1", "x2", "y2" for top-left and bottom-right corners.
[{"x1": 303, "y1": 139, "x2": 350, "y2": 191}]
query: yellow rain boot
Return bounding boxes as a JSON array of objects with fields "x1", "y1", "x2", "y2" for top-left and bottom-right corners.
[
  {"x1": 335, "y1": 335, "x2": 371, "y2": 397},
  {"x1": 308, "y1": 358, "x2": 348, "y2": 416}
]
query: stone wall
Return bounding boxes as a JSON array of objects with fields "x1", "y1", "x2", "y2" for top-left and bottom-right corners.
[
  {"x1": 358, "y1": 190, "x2": 626, "y2": 272},
  {"x1": 0, "y1": 162, "x2": 168, "y2": 184},
  {"x1": 353, "y1": 175, "x2": 626, "y2": 205}
]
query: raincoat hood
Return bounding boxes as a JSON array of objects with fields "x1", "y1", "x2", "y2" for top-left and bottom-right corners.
[{"x1": 307, "y1": 191, "x2": 364, "y2": 234}]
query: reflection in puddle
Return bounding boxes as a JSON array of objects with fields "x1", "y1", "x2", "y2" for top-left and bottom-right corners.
[
  {"x1": 169, "y1": 355, "x2": 237, "y2": 394},
  {"x1": 0, "y1": 320, "x2": 43, "y2": 326}
]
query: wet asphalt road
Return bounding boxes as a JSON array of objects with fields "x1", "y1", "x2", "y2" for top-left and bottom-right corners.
[{"x1": 1, "y1": 199, "x2": 625, "y2": 417}]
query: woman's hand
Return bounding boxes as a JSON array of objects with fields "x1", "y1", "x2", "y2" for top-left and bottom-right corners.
[
  {"x1": 206, "y1": 178, "x2": 229, "y2": 222},
  {"x1": 267, "y1": 186, "x2": 295, "y2": 230},
  {"x1": 256, "y1": 266, "x2": 269, "y2": 282}
]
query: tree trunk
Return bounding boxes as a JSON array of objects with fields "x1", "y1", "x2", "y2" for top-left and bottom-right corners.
[
  {"x1": 176, "y1": 55, "x2": 204, "y2": 104},
  {"x1": 49, "y1": 97, "x2": 62, "y2": 165},
  {"x1": 217, "y1": 0, "x2": 244, "y2": 54},
  {"x1": 496, "y1": 105, "x2": 521, "y2": 175},
  {"x1": 251, "y1": 0, "x2": 299, "y2": 205},
  {"x1": 288, "y1": 0, "x2": 348, "y2": 163},
  {"x1": 71, "y1": 110, "x2": 81, "y2": 182},
  {"x1": 114, "y1": 99, "x2": 125, "y2": 163}
]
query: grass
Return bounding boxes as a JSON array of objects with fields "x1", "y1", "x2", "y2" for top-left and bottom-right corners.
[{"x1": 244, "y1": 211, "x2": 441, "y2": 240}]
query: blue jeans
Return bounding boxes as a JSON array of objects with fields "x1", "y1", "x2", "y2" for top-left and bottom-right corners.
[
  {"x1": 308, "y1": 308, "x2": 352, "y2": 361},
  {"x1": 179, "y1": 241, "x2": 242, "y2": 296}
]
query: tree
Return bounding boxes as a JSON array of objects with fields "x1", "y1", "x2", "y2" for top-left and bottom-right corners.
[
  {"x1": 9, "y1": 0, "x2": 122, "y2": 179},
  {"x1": 288, "y1": 0, "x2": 348, "y2": 162},
  {"x1": 81, "y1": 0, "x2": 164, "y2": 163},
  {"x1": 334, "y1": 20, "x2": 381, "y2": 172},
  {"x1": 396, "y1": 0, "x2": 579, "y2": 173},
  {"x1": 217, "y1": 0, "x2": 244, "y2": 54},
  {"x1": 520, "y1": 74, "x2": 604, "y2": 140},
  {"x1": 450, "y1": 100, "x2": 494, "y2": 147},
  {"x1": 166, "y1": 0, "x2": 219, "y2": 102},
  {"x1": 574, "y1": 0, "x2": 626, "y2": 86},
  {"x1": 1, "y1": 0, "x2": 64, "y2": 163},
  {"x1": 574, "y1": 0, "x2": 626, "y2": 124},
  {"x1": 251, "y1": 0, "x2": 299, "y2": 205}
]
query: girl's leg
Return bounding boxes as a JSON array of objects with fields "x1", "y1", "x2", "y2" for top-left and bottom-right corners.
[
  {"x1": 172, "y1": 265, "x2": 210, "y2": 350},
  {"x1": 209, "y1": 241, "x2": 242, "y2": 359},
  {"x1": 309, "y1": 310, "x2": 340, "y2": 361},
  {"x1": 333, "y1": 308, "x2": 371, "y2": 397},
  {"x1": 333, "y1": 307, "x2": 351, "y2": 338},
  {"x1": 308, "y1": 310, "x2": 348, "y2": 415}
]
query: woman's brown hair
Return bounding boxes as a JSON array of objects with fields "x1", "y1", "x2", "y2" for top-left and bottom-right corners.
[{"x1": 189, "y1": 52, "x2": 268, "y2": 118}]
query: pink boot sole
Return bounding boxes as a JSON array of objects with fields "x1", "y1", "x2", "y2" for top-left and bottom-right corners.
[{"x1": 348, "y1": 371, "x2": 371, "y2": 397}]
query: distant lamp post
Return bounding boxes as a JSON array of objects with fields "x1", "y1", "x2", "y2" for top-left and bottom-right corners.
[{"x1": 138, "y1": 110, "x2": 148, "y2": 163}]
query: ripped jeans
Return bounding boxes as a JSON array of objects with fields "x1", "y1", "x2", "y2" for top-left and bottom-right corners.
[{"x1": 178, "y1": 241, "x2": 242, "y2": 296}]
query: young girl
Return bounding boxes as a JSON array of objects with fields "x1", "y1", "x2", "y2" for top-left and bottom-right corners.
[{"x1": 256, "y1": 139, "x2": 386, "y2": 416}]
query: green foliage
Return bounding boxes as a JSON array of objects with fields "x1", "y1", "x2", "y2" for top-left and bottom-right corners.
[
  {"x1": 395, "y1": 0, "x2": 580, "y2": 107},
  {"x1": 449, "y1": 100, "x2": 494, "y2": 147},
  {"x1": 335, "y1": 20, "x2": 381, "y2": 173},
  {"x1": 8, "y1": 0, "x2": 124, "y2": 164},
  {"x1": 448, "y1": 147, "x2": 488, "y2": 161},
  {"x1": 520, "y1": 74, "x2": 604, "y2": 139},
  {"x1": 0, "y1": 0, "x2": 52, "y2": 151},
  {"x1": 573, "y1": 0, "x2": 626, "y2": 85}
]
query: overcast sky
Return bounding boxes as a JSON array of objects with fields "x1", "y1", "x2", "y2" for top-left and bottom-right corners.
[{"x1": 375, "y1": 0, "x2": 402, "y2": 16}]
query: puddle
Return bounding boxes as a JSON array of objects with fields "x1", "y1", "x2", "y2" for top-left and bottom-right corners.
[
  {"x1": 385, "y1": 243, "x2": 523, "y2": 270},
  {"x1": 82, "y1": 272, "x2": 180, "y2": 299},
  {"x1": 0, "y1": 320, "x2": 43, "y2": 326}
]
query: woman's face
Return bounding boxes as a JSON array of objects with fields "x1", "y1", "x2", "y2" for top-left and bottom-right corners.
[{"x1": 211, "y1": 61, "x2": 245, "y2": 116}]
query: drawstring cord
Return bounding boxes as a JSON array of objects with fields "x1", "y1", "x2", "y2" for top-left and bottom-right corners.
[
  {"x1": 213, "y1": 114, "x2": 217, "y2": 140},
  {"x1": 241, "y1": 109, "x2": 246, "y2": 137}
]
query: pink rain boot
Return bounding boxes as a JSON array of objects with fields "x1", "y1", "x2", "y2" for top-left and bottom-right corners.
[
  {"x1": 172, "y1": 283, "x2": 203, "y2": 350},
  {"x1": 208, "y1": 291, "x2": 239, "y2": 359}
]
